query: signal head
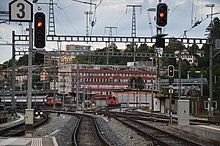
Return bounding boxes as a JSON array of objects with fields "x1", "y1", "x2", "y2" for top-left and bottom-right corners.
[
  {"x1": 34, "y1": 12, "x2": 46, "y2": 48},
  {"x1": 168, "y1": 65, "x2": 174, "y2": 77},
  {"x1": 157, "y1": 3, "x2": 168, "y2": 27}
]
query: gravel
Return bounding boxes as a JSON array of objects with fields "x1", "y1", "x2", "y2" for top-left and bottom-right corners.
[
  {"x1": 34, "y1": 113, "x2": 153, "y2": 146},
  {"x1": 96, "y1": 116, "x2": 153, "y2": 146},
  {"x1": 33, "y1": 113, "x2": 78, "y2": 146},
  {"x1": 33, "y1": 112, "x2": 214, "y2": 146}
]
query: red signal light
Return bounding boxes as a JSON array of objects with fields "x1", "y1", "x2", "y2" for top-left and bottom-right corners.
[
  {"x1": 37, "y1": 21, "x2": 43, "y2": 28},
  {"x1": 159, "y1": 12, "x2": 165, "y2": 18},
  {"x1": 168, "y1": 65, "x2": 174, "y2": 77},
  {"x1": 157, "y1": 3, "x2": 168, "y2": 27},
  {"x1": 34, "y1": 12, "x2": 45, "y2": 48}
]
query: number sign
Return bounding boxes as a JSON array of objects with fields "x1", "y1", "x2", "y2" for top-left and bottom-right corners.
[{"x1": 9, "y1": 0, "x2": 33, "y2": 22}]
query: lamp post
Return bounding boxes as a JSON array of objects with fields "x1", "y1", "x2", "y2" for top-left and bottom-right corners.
[
  {"x1": 206, "y1": 3, "x2": 215, "y2": 117},
  {"x1": 62, "y1": 74, "x2": 65, "y2": 109},
  {"x1": 34, "y1": 85, "x2": 37, "y2": 107},
  {"x1": 4, "y1": 85, "x2": 6, "y2": 107}
]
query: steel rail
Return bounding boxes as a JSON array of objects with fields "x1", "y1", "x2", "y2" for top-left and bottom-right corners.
[{"x1": 72, "y1": 114, "x2": 111, "y2": 146}]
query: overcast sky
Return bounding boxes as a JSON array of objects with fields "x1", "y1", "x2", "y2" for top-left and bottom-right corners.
[{"x1": 0, "y1": 0, "x2": 220, "y2": 64}]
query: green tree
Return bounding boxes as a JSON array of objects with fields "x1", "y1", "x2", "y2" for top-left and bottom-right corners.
[
  {"x1": 206, "y1": 17, "x2": 220, "y2": 39},
  {"x1": 128, "y1": 76, "x2": 144, "y2": 90},
  {"x1": 205, "y1": 17, "x2": 220, "y2": 98},
  {"x1": 17, "y1": 55, "x2": 28, "y2": 66},
  {"x1": 180, "y1": 60, "x2": 190, "y2": 78}
]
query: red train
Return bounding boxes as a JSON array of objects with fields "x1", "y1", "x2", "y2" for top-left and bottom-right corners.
[
  {"x1": 106, "y1": 96, "x2": 121, "y2": 107},
  {"x1": 45, "y1": 96, "x2": 62, "y2": 106}
]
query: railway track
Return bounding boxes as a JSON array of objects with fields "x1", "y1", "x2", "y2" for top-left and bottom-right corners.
[
  {"x1": 0, "y1": 115, "x2": 48, "y2": 137},
  {"x1": 113, "y1": 116, "x2": 203, "y2": 146},
  {"x1": 102, "y1": 108, "x2": 219, "y2": 125},
  {"x1": 72, "y1": 114, "x2": 111, "y2": 146}
]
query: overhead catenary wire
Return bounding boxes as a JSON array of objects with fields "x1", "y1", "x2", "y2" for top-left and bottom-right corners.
[
  {"x1": 57, "y1": 0, "x2": 79, "y2": 35},
  {"x1": 71, "y1": 0, "x2": 104, "y2": 35}
]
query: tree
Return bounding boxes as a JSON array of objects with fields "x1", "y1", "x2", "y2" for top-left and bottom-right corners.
[
  {"x1": 190, "y1": 44, "x2": 199, "y2": 55},
  {"x1": 205, "y1": 17, "x2": 220, "y2": 98},
  {"x1": 180, "y1": 60, "x2": 190, "y2": 78},
  {"x1": 206, "y1": 17, "x2": 220, "y2": 39},
  {"x1": 128, "y1": 76, "x2": 144, "y2": 90},
  {"x1": 17, "y1": 55, "x2": 28, "y2": 66}
]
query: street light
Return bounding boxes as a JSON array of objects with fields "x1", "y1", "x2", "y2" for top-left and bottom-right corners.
[{"x1": 206, "y1": 3, "x2": 215, "y2": 117}]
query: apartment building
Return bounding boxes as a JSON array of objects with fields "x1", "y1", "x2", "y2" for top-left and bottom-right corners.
[{"x1": 58, "y1": 63, "x2": 157, "y2": 98}]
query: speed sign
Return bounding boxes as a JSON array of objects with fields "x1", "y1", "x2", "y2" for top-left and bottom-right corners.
[{"x1": 9, "y1": 0, "x2": 33, "y2": 22}]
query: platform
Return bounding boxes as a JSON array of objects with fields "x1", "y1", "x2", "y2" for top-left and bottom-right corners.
[
  {"x1": 0, "y1": 113, "x2": 24, "y2": 129},
  {"x1": 0, "y1": 137, "x2": 58, "y2": 146},
  {"x1": 0, "y1": 113, "x2": 58, "y2": 146},
  {"x1": 172, "y1": 124, "x2": 220, "y2": 144}
]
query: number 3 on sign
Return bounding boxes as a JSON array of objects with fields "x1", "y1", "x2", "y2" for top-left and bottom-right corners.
[
  {"x1": 9, "y1": 0, "x2": 33, "y2": 22},
  {"x1": 17, "y1": 3, "x2": 25, "y2": 19}
]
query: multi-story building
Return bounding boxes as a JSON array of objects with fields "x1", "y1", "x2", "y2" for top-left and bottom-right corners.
[
  {"x1": 58, "y1": 63, "x2": 157, "y2": 107},
  {"x1": 72, "y1": 64, "x2": 155, "y2": 96},
  {"x1": 175, "y1": 49, "x2": 204, "y2": 66}
]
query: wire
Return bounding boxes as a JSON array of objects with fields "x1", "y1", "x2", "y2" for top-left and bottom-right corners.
[
  {"x1": 57, "y1": 0, "x2": 79, "y2": 35},
  {"x1": 72, "y1": 0, "x2": 96, "y2": 6},
  {"x1": 169, "y1": 0, "x2": 183, "y2": 17}
]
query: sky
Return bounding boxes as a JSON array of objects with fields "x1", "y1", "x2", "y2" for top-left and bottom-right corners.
[{"x1": 0, "y1": 0, "x2": 220, "y2": 64}]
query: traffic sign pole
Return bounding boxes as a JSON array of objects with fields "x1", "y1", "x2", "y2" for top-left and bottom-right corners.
[
  {"x1": 27, "y1": 22, "x2": 33, "y2": 110},
  {"x1": 9, "y1": 0, "x2": 34, "y2": 137}
]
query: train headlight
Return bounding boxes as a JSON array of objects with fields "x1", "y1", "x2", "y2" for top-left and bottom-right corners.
[
  {"x1": 40, "y1": 112, "x2": 43, "y2": 115},
  {"x1": 35, "y1": 112, "x2": 38, "y2": 115}
]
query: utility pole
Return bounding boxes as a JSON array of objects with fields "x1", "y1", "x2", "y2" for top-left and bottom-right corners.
[
  {"x1": 84, "y1": 11, "x2": 93, "y2": 41},
  {"x1": 104, "y1": 26, "x2": 117, "y2": 66},
  {"x1": 48, "y1": 0, "x2": 56, "y2": 35},
  {"x1": 206, "y1": 4, "x2": 215, "y2": 117},
  {"x1": 62, "y1": 74, "x2": 65, "y2": 109},
  {"x1": 126, "y1": 5, "x2": 142, "y2": 66},
  {"x1": 12, "y1": 31, "x2": 16, "y2": 109},
  {"x1": 53, "y1": 66, "x2": 56, "y2": 109},
  {"x1": 76, "y1": 62, "x2": 79, "y2": 110},
  {"x1": 178, "y1": 52, "x2": 182, "y2": 99},
  {"x1": 27, "y1": 22, "x2": 33, "y2": 109}
]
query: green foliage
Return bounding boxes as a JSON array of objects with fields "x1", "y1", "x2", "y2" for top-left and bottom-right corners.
[
  {"x1": 128, "y1": 76, "x2": 144, "y2": 90},
  {"x1": 179, "y1": 60, "x2": 190, "y2": 78},
  {"x1": 206, "y1": 17, "x2": 220, "y2": 39},
  {"x1": 16, "y1": 55, "x2": 28, "y2": 66}
]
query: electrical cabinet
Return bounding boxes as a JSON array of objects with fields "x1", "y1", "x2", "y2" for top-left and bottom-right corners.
[{"x1": 177, "y1": 100, "x2": 189, "y2": 125}]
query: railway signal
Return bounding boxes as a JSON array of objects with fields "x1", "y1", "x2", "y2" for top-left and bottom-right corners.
[
  {"x1": 156, "y1": 37, "x2": 165, "y2": 48},
  {"x1": 156, "y1": 3, "x2": 168, "y2": 27},
  {"x1": 34, "y1": 12, "x2": 46, "y2": 48},
  {"x1": 34, "y1": 53, "x2": 44, "y2": 65},
  {"x1": 168, "y1": 65, "x2": 174, "y2": 77}
]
